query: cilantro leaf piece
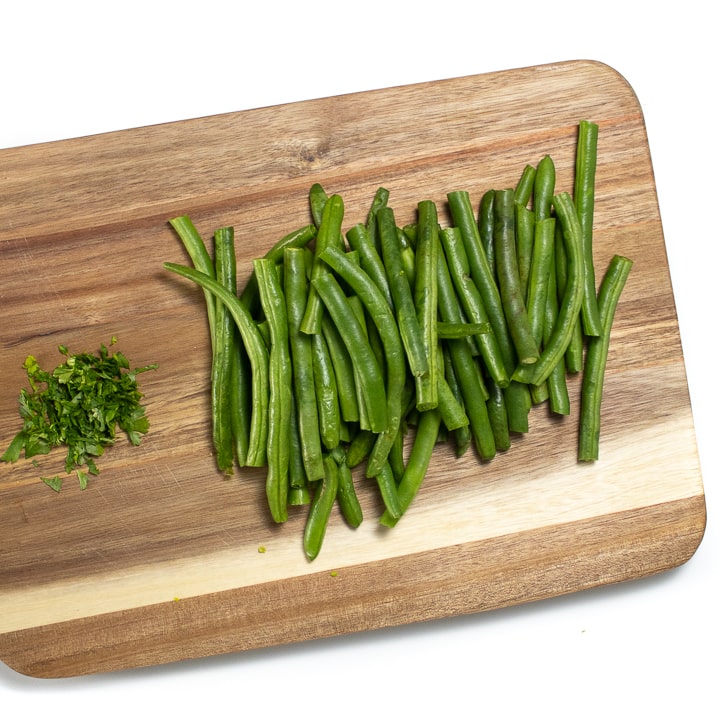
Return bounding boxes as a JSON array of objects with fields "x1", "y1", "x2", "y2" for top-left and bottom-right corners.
[{"x1": 1, "y1": 340, "x2": 157, "y2": 490}]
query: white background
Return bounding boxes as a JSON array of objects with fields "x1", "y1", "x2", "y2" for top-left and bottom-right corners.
[{"x1": 1, "y1": 2, "x2": 716, "y2": 717}]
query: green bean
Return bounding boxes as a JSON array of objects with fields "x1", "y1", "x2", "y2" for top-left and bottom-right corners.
[
  {"x1": 574, "y1": 120, "x2": 603, "y2": 337},
  {"x1": 414, "y1": 200, "x2": 440, "y2": 411},
  {"x1": 239, "y1": 224, "x2": 317, "y2": 313},
  {"x1": 321, "y1": 314, "x2": 360, "y2": 424},
  {"x1": 503, "y1": 381, "x2": 531, "y2": 433},
  {"x1": 301, "y1": 194, "x2": 344, "y2": 335},
  {"x1": 377, "y1": 205, "x2": 429, "y2": 380},
  {"x1": 346, "y1": 223, "x2": 393, "y2": 308},
  {"x1": 478, "y1": 190, "x2": 495, "y2": 275},
  {"x1": 440, "y1": 226, "x2": 509, "y2": 387},
  {"x1": 374, "y1": 461, "x2": 403, "y2": 521},
  {"x1": 284, "y1": 248, "x2": 325, "y2": 481},
  {"x1": 514, "y1": 164, "x2": 536, "y2": 207},
  {"x1": 163, "y1": 262, "x2": 269, "y2": 467},
  {"x1": 397, "y1": 226, "x2": 416, "y2": 289},
  {"x1": 515, "y1": 204, "x2": 535, "y2": 302},
  {"x1": 254, "y1": 258, "x2": 292, "y2": 523},
  {"x1": 345, "y1": 428, "x2": 375, "y2": 468},
  {"x1": 288, "y1": 391, "x2": 310, "y2": 505},
  {"x1": 543, "y1": 248, "x2": 570, "y2": 415},
  {"x1": 514, "y1": 192, "x2": 585, "y2": 387},
  {"x1": 347, "y1": 295, "x2": 372, "y2": 431},
  {"x1": 309, "y1": 182, "x2": 328, "y2": 228},
  {"x1": 526, "y1": 218, "x2": 556, "y2": 347},
  {"x1": 534, "y1": 155, "x2": 555, "y2": 223},
  {"x1": 437, "y1": 321, "x2": 491, "y2": 339},
  {"x1": 442, "y1": 344, "x2": 472, "y2": 458},
  {"x1": 485, "y1": 377, "x2": 511, "y2": 452},
  {"x1": 168, "y1": 215, "x2": 216, "y2": 347},
  {"x1": 493, "y1": 189, "x2": 540, "y2": 366},
  {"x1": 379, "y1": 407, "x2": 442, "y2": 528},
  {"x1": 311, "y1": 272, "x2": 388, "y2": 434},
  {"x1": 318, "y1": 245, "x2": 406, "y2": 477},
  {"x1": 554, "y1": 223, "x2": 584, "y2": 373},
  {"x1": 447, "y1": 190, "x2": 515, "y2": 374},
  {"x1": 212, "y1": 227, "x2": 240, "y2": 474},
  {"x1": 366, "y1": 186, "x2": 390, "y2": 252},
  {"x1": 311, "y1": 331, "x2": 341, "y2": 451},
  {"x1": 336, "y1": 457, "x2": 363, "y2": 528},
  {"x1": 437, "y1": 368, "x2": 469, "y2": 432},
  {"x1": 388, "y1": 426, "x2": 405, "y2": 482},
  {"x1": 304, "y1": 454, "x2": 339, "y2": 561},
  {"x1": 578, "y1": 255, "x2": 633, "y2": 461},
  {"x1": 437, "y1": 247, "x2": 495, "y2": 460}
]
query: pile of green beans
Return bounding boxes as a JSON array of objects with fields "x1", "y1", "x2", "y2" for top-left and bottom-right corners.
[{"x1": 164, "y1": 120, "x2": 632, "y2": 561}]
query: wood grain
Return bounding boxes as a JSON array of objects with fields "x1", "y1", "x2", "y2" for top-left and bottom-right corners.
[{"x1": 0, "y1": 60, "x2": 705, "y2": 678}]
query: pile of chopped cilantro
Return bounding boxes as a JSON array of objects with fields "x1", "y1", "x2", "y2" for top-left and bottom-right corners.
[{"x1": 1, "y1": 338, "x2": 158, "y2": 491}]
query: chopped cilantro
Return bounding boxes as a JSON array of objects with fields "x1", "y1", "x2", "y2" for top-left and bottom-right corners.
[{"x1": 1, "y1": 339, "x2": 157, "y2": 490}]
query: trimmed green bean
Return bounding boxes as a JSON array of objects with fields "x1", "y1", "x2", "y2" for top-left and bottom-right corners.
[
  {"x1": 311, "y1": 272, "x2": 388, "y2": 434},
  {"x1": 168, "y1": 215, "x2": 216, "y2": 347},
  {"x1": 377, "y1": 205, "x2": 429, "y2": 380},
  {"x1": 212, "y1": 227, "x2": 239, "y2": 474},
  {"x1": 321, "y1": 314, "x2": 361, "y2": 424},
  {"x1": 515, "y1": 204, "x2": 535, "y2": 302},
  {"x1": 514, "y1": 164, "x2": 536, "y2": 207},
  {"x1": 163, "y1": 262, "x2": 269, "y2": 467},
  {"x1": 544, "y1": 247, "x2": 571, "y2": 416},
  {"x1": 379, "y1": 407, "x2": 442, "y2": 528},
  {"x1": 309, "y1": 182, "x2": 328, "y2": 228},
  {"x1": 366, "y1": 186, "x2": 390, "y2": 252},
  {"x1": 437, "y1": 247, "x2": 495, "y2": 459},
  {"x1": 442, "y1": 344, "x2": 472, "y2": 458},
  {"x1": 478, "y1": 190, "x2": 495, "y2": 276},
  {"x1": 555, "y1": 222, "x2": 584, "y2": 373},
  {"x1": 578, "y1": 255, "x2": 633, "y2": 461},
  {"x1": 311, "y1": 331, "x2": 342, "y2": 451},
  {"x1": 374, "y1": 461, "x2": 403, "y2": 521},
  {"x1": 534, "y1": 155, "x2": 555, "y2": 223},
  {"x1": 301, "y1": 193, "x2": 344, "y2": 335},
  {"x1": 346, "y1": 223, "x2": 393, "y2": 308},
  {"x1": 337, "y1": 457, "x2": 363, "y2": 528},
  {"x1": 304, "y1": 454, "x2": 339, "y2": 561},
  {"x1": 447, "y1": 190, "x2": 515, "y2": 374},
  {"x1": 254, "y1": 258, "x2": 292, "y2": 523},
  {"x1": 493, "y1": 189, "x2": 540, "y2": 366},
  {"x1": 414, "y1": 200, "x2": 440, "y2": 411},
  {"x1": 318, "y1": 245, "x2": 406, "y2": 477},
  {"x1": 526, "y1": 218, "x2": 557, "y2": 347},
  {"x1": 437, "y1": 321, "x2": 491, "y2": 339},
  {"x1": 288, "y1": 391, "x2": 310, "y2": 506},
  {"x1": 284, "y1": 248, "x2": 325, "y2": 481},
  {"x1": 440, "y1": 226, "x2": 509, "y2": 387},
  {"x1": 574, "y1": 120, "x2": 603, "y2": 337},
  {"x1": 514, "y1": 192, "x2": 585, "y2": 387}
]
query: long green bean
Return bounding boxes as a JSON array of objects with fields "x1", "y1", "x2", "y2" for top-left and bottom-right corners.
[
  {"x1": 304, "y1": 454, "x2": 339, "y2": 561},
  {"x1": 578, "y1": 255, "x2": 633, "y2": 461},
  {"x1": 574, "y1": 119, "x2": 603, "y2": 337},
  {"x1": 377, "y1": 205, "x2": 429, "y2": 380},
  {"x1": 163, "y1": 262, "x2": 269, "y2": 467},
  {"x1": 414, "y1": 200, "x2": 440, "y2": 411},
  {"x1": 318, "y1": 245, "x2": 406, "y2": 477},
  {"x1": 493, "y1": 189, "x2": 539, "y2": 367},
  {"x1": 301, "y1": 194, "x2": 344, "y2": 335},
  {"x1": 311, "y1": 272, "x2": 388, "y2": 434},
  {"x1": 254, "y1": 258, "x2": 292, "y2": 523},
  {"x1": 440, "y1": 226, "x2": 509, "y2": 387},
  {"x1": 514, "y1": 192, "x2": 585, "y2": 386},
  {"x1": 212, "y1": 227, "x2": 240, "y2": 474},
  {"x1": 284, "y1": 248, "x2": 325, "y2": 481},
  {"x1": 379, "y1": 407, "x2": 442, "y2": 528}
]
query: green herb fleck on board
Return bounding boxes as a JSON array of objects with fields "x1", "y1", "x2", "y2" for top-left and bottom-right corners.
[{"x1": 1, "y1": 338, "x2": 157, "y2": 490}]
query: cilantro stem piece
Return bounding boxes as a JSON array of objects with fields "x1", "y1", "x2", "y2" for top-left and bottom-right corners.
[{"x1": 1, "y1": 340, "x2": 157, "y2": 490}]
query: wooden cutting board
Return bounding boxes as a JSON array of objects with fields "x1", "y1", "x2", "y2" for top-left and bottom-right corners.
[{"x1": 0, "y1": 60, "x2": 705, "y2": 678}]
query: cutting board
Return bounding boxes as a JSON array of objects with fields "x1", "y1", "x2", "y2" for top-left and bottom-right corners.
[{"x1": 0, "y1": 60, "x2": 705, "y2": 678}]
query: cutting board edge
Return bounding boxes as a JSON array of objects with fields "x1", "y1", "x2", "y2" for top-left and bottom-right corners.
[{"x1": 0, "y1": 492, "x2": 706, "y2": 679}]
